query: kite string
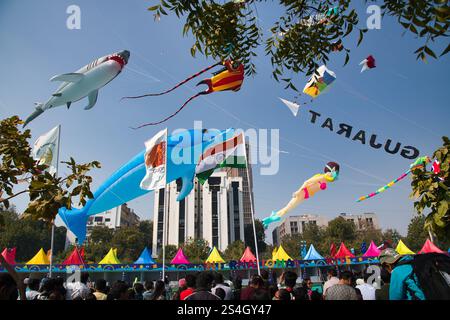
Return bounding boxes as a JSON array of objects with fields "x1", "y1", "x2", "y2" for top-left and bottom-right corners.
[
  {"x1": 131, "y1": 92, "x2": 205, "y2": 129},
  {"x1": 122, "y1": 62, "x2": 221, "y2": 100}
]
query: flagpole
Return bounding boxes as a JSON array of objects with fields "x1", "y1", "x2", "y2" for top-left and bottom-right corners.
[
  {"x1": 244, "y1": 138, "x2": 261, "y2": 276},
  {"x1": 49, "y1": 125, "x2": 61, "y2": 278},
  {"x1": 162, "y1": 128, "x2": 168, "y2": 281}
]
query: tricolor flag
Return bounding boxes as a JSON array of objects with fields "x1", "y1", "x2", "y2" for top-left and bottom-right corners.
[
  {"x1": 140, "y1": 129, "x2": 167, "y2": 190},
  {"x1": 195, "y1": 132, "x2": 246, "y2": 184},
  {"x1": 32, "y1": 125, "x2": 60, "y2": 175}
]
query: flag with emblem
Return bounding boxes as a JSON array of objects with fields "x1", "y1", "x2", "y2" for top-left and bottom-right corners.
[
  {"x1": 32, "y1": 125, "x2": 60, "y2": 175},
  {"x1": 140, "y1": 129, "x2": 167, "y2": 190},
  {"x1": 195, "y1": 132, "x2": 246, "y2": 184}
]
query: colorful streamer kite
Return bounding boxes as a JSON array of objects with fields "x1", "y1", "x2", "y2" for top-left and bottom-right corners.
[
  {"x1": 123, "y1": 60, "x2": 244, "y2": 128},
  {"x1": 303, "y1": 65, "x2": 336, "y2": 98},
  {"x1": 356, "y1": 156, "x2": 430, "y2": 202}
]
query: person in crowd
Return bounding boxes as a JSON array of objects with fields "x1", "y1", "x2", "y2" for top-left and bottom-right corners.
[
  {"x1": 107, "y1": 281, "x2": 130, "y2": 300},
  {"x1": 281, "y1": 271, "x2": 298, "y2": 298},
  {"x1": 379, "y1": 248, "x2": 425, "y2": 300},
  {"x1": 376, "y1": 267, "x2": 391, "y2": 300},
  {"x1": 149, "y1": 280, "x2": 167, "y2": 300},
  {"x1": 354, "y1": 287, "x2": 363, "y2": 300},
  {"x1": 322, "y1": 268, "x2": 339, "y2": 299},
  {"x1": 273, "y1": 289, "x2": 291, "y2": 301},
  {"x1": 356, "y1": 271, "x2": 376, "y2": 300},
  {"x1": 143, "y1": 280, "x2": 154, "y2": 300},
  {"x1": 25, "y1": 278, "x2": 40, "y2": 300},
  {"x1": 172, "y1": 278, "x2": 187, "y2": 300},
  {"x1": 240, "y1": 274, "x2": 264, "y2": 300},
  {"x1": 215, "y1": 287, "x2": 226, "y2": 300},
  {"x1": 180, "y1": 274, "x2": 196, "y2": 300},
  {"x1": 127, "y1": 287, "x2": 136, "y2": 300},
  {"x1": 184, "y1": 272, "x2": 220, "y2": 300},
  {"x1": 310, "y1": 290, "x2": 322, "y2": 301},
  {"x1": 260, "y1": 270, "x2": 270, "y2": 290},
  {"x1": 93, "y1": 279, "x2": 108, "y2": 300},
  {"x1": 231, "y1": 275, "x2": 242, "y2": 301},
  {"x1": 85, "y1": 293, "x2": 97, "y2": 301},
  {"x1": 133, "y1": 282, "x2": 145, "y2": 300},
  {"x1": 66, "y1": 272, "x2": 90, "y2": 300},
  {"x1": 54, "y1": 277, "x2": 67, "y2": 299},
  {"x1": 36, "y1": 278, "x2": 57, "y2": 300},
  {"x1": 324, "y1": 271, "x2": 359, "y2": 300},
  {"x1": 0, "y1": 273, "x2": 18, "y2": 300},
  {"x1": 212, "y1": 272, "x2": 232, "y2": 300},
  {"x1": 251, "y1": 288, "x2": 270, "y2": 300}
]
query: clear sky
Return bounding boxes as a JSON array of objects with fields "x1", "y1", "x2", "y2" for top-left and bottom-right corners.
[{"x1": 1, "y1": 0, "x2": 448, "y2": 242}]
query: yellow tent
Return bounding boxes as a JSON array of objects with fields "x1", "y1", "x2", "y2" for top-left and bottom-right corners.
[
  {"x1": 395, "y1": 240, "x2": 415, "y2": 255},
  {"x1": 273, "y1": 245, "x2": 293, "y2": 261},
  {"x1": 205, "y1": 246, "x2": 225, "y2": 263},
  {"x1": 26, "y1": 248, "x2": 50, "y2": 265},
  {"x1": 272, "y1": 247, "x2": 278, "y2": 259},
  {"x1": 98, "y1": 248, "x2": 121, "y2": 264}
]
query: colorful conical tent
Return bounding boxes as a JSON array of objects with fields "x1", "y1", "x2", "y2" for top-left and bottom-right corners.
[
  {"x1": 62, "y1": 247, "x2": 85, "y2": 265},
  {"x1": 98, "y1": 248, "x2": 121, "y2": 265},
  {"x1": 1, "y1": 248, "x2": 16, "y2": 265},
  {"x1": 363, "y1": 241, "x2": 381, "y2": 257},
  {"x1": 26, "y1": 248, "x2": 50, "y2": 265},
  {"x1": 334, "y1": 242, "x2": 355, "y2": 258},
  {"x1": 304, "y1": 244, "x2": 325, "y2": 260},
  {"x1": 205, "y1": 246, "x2": 225, "y2": 263},
  {"x1": 272, "y1": 247, "x2": 278, "y2": 259},
  {"x1": 273, "y1": 245, "x2": 293, "y2": 261},
  {"x1": 395, "y1": 240, "x2": 415, "y2": 255},
  {"x1": 171, "y1": 248, "x2": 190, "y2": 264},
  {"x1": 134, "y1": 247, "x2": 156, "y2": 264},
  {"x1": 240, "y1": 246, "x2": 256, "y2": 262},
  {"x1": 418, "y1": 239, "x2": 445, "y2": 254}
]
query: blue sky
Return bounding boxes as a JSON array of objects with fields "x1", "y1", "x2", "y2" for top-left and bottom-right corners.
[{"x1": 1, "y1": 0, "x2": 448, "y2": 242}]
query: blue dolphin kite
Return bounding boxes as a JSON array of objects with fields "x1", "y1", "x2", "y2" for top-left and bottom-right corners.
[{"x1": 59, "y1": 128, "x2": 235, "y2": 243}]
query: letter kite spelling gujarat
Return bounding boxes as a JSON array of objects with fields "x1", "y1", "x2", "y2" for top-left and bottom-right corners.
[
  {"x1": 123, "y1": 60, "x2": 244, "y2": 128},
  {"x1": 262, "y1": 162, "x2": 340, "y2": 228}
]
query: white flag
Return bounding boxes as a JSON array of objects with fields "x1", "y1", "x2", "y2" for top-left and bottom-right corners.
[
  {"x1": 140, "y1": 129, "x2": 167, "y2": 190},
  {"x1": 32, "y1": 126, "x2": 60, "y2": 175},
  {"x1": 279, "y1": 98, "x2": 300, "y2": 117}
]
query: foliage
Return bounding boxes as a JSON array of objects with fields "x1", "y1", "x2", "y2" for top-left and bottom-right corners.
[
  {"x1": 405, "y1": 215, "x2": 428, "y2": 252},
  {"x1": 148, "y1": 0, "x2": 449, "y2": 91},
  {"x1": 158, "y1": 244, "x2": 178, "y2": 261},
  {"x1": 326, "y1": 216, "x2": 357, "y2": 242},
  {"x1": 112, "y1": 227, "x2": 146, "y2": 263},
  {"x1": 181, "y1": 237, "x2": 210, "y2": 263},
  {"x1": 0, "y1": 207, "x2": 66, "y2": 262},
  {"x1": 223, "y1": 240, "x2": 245, "y2": 261},
  {"x1": 244, "y1": 219, "x2": 267, "y2": 254},
  {"x1": 0, "y1": 116, "x2": 100, "y2": 224},
  {"x1": 411, "y1": 136, "x2": 450, "y2": 243},
  {"x1": 138, "y1": 220, "x2": 153, "y2": 249}
]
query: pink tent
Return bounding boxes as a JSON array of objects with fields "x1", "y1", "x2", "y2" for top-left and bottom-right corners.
[
  {"x1": 1, "y1": 248, "x2": 16, "y2": 265},
  {"x1": 363, "y1": 241, "x2": 381, "y2": 257},
  {"x1": 418, "y1": 239, "x2": 445, "y2": 254},
  {"x1": 334, "y1": 242, "x2": 355, "y2": 258},
  {"x1": 62, "y1": 247, "x2": 85, "y2": 265},
  {"x1": 240, "y1": 247, "x2": 256, "y2": 262},
  {"x1": 171, "y1": 248, "x2": 190, "y2": 264}
]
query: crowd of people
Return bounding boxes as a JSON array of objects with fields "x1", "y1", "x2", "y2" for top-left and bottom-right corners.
[{"x1": 0, "y1": 249, "x2": 448, "y2": 300}]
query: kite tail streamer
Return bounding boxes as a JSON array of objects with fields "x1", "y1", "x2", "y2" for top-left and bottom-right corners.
[
  {"x1": 122, "y1": 62, "x2": 221, "y2": 100},
  {"x1": 131, "y1": 92, "x2": 207, "y2": 129},
  {"x1": 356, "y1": 163, "x2": 425, "y2": 202}
]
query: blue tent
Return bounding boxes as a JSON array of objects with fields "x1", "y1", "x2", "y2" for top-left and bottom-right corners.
[
  {"x1": 303, "y1": 244, "x2": 325, "y2": 260},
  {"x1": 134, "y1": 247, "x2": 156, "y2": 264}
]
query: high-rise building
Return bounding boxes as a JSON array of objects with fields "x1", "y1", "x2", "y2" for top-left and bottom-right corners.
[
  {"x1": 152, "y1": 142, "x2": 254, "y2": 255},
  {"x1": 87, "y1": 204, "x2": 140, "y2": 230},
  {"x1": 338, "y1": 212, "x2": 379, "y2": 230}
]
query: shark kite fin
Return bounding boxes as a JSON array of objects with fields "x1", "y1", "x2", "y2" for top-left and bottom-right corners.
[
  {"x1": 50, "y1": 73, "x2": 84, "y2": 83},
  {"x1": 84, "y1": 90, "x2": 99, "y2": 110}
]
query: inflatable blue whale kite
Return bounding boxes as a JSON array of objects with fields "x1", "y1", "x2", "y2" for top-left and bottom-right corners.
[{"x1": 59, "y1": 128, "x2": 235, "y2": 243}]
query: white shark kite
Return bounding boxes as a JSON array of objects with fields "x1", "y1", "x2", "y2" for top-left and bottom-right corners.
[{"x1": 24, "y1": 50, "x2": 130, "y2": 126}]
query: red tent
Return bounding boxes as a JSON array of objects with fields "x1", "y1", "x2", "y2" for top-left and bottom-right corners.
[
  {"x1": 334, "y1": 242, "x2": 355, "y2": 258},
  {"x1": 1, "y1": 248, "x2": 16, "y2": 265},
  {"x1": 240, "y1": 247, "x2": 256, "y2": 262},
  {"x1": 330, "y1": 243, "x2": 337, "y2": 258},
  {"x1": 418, "y1": 239, "x2": 445, "y2": 254},
  {"x1": 62, "y1": 247, "x2": 85, "y2": 265}
]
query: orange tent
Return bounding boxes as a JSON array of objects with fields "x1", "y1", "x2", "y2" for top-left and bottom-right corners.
[{"x1": 334, "y1": 242, "x2": 355, "y2": 258}]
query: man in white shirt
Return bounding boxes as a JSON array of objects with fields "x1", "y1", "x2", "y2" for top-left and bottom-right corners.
[
  {"x1": 355, "y1": 272, "x2": 376, "y2": 300},
  {"x1": 211, "y1": 272, "x2": 232, "y2": 300},
  {"x1": 322, "y1": 269, "x2": 339, "y2": 298},
  {"x1": 65, "y1": 272, "x2": 91, "y2": 300}
]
